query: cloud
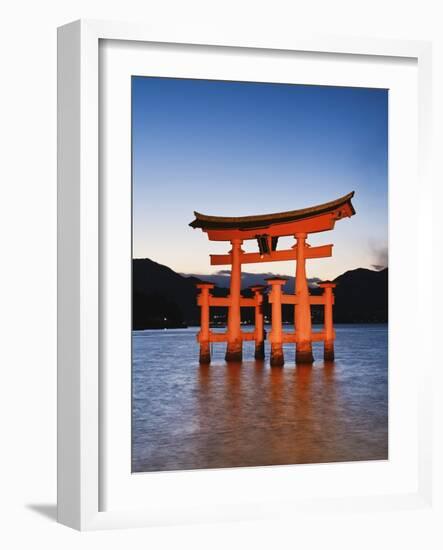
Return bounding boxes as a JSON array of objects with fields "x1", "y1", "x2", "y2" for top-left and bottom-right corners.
[{"x1": 370, "y1": 243, "x2": 388, "y2": 271}]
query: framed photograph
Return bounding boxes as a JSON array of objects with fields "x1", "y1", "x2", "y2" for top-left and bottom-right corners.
[{"x1": 57, "y1": 20, "x2": 433, "y2": 530}]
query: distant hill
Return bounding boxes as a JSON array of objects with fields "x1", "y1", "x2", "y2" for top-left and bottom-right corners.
[
  {"x1": 132, "y1": 258, "x2": 388, "y2": 329},
  {"x1": 132, "y1": 258, "x2": 200, "y2": 329},
  {"x1": 332, "y1": 267, "x2": 388, "y2": 323}
]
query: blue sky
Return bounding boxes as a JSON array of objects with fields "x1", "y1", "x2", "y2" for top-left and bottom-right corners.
[{"x1": 132, "y1": 77, "x2": 388, "y2": 280}]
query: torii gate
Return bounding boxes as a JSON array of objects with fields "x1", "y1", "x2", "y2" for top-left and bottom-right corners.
[{"x1": 190, "y1": 192, "x2": 355, "y2": 365}]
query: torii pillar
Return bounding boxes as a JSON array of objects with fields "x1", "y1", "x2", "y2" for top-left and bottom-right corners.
[
  {"x1": 294, "y1": 233, "x2": 314, "y2": 363},
  {"x1": 250, "y1": 285, "x2": 265, "y2": 360},
  {"x1": 225, "y1": 238, "x2": 243, "y2": 362},
  {"x1": 196, "y1": 282, "x2": 215, "y2": 364},
  {"x1": 267, "y1": 277, "x2": 287, "y2": 367},
  {"x1": 318, "y1": 281, "x2": 336, "y2": 361}
]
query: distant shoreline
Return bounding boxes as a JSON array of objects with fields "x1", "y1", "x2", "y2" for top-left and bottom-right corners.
[
  {"x1": 133, "y1": 320, "x2": 388, "y2": 331},
  {"x1": 133, "y1": 259, "x2": 388, "y2": 330}
]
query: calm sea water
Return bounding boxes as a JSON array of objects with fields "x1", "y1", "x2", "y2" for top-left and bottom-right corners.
[{"x1": 132, "y1": 324, "x2": 388, "y2": 472}]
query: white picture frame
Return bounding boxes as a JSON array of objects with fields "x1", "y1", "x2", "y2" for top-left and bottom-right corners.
[{"x1": 57, "y1": 19, "x2": 433, "y2": 531}]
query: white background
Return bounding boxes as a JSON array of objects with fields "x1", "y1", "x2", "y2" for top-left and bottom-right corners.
[
  {"x1": 101, "y1": 40, "x2": 420, "y2": 514},
  {"x1": 0, "y1": 1, "x2": 442, "y2": 548}
]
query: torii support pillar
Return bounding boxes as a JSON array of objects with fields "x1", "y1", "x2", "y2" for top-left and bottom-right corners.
[
  {"x1": 196, "y1": 282, "x2": 215, "y2": 364},
  {"x1": 267, "y1": 277, "x2": 287, "y2": 367},
  {"x1": 250, "y1": 285, "x2": 265, "y2": 360},
  {"x1": 225, "y1": 239, "x2": 244, "y2": 362},
  {"x1": 318, "y1": 281, "x2": 336, "y2": 361},
  {"x1": 294, "y1": 233, "x2": 314, "y2": 364}
]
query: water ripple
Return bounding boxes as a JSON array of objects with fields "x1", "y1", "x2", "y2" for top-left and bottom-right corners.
[{"x1": 132, "y1": 324, "x2": 388, "y2": 472}]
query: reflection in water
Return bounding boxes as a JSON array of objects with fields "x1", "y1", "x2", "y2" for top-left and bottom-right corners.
[{"x1": 132, "y1": 325, "x2": 388, "y2": 472}]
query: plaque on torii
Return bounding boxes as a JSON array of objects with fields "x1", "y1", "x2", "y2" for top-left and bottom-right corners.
[{"x1": 190, "y1": 192, "x2": 355, "y2": 366}]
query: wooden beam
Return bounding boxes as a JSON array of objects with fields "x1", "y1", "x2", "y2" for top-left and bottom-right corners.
[
  {"x1": 309, "y1": 296, "x2": 325, "y2": 305},
  {"x1": 208, "y1": 330, "x2": 255, "y2": 342},
  {"x1": 207, "y1": 329, "x2": 332, "y2": 344},
  {"x1": 210, "y1": 244, "x2": 333, "y2": 266},
  {"x1": 208, "y1": 297, "x2": 230, "y2": 307},
  {"x1": 204, "y1": 291, "x2": 333, "y2": 306},
  {"x1": 240, "y1": 332, "x2": 256, "y2": 341},
  {"x1": 309, "y1": 295, "x2": 335, "y2": 305},
  {"x1": 208, "y1": 331, "x2": 228, "y2": 342},
  {"x1": 282, "y1": 330, "x2": 328, "y2": 343},
  {"x1": 208, "y1": 297, "x2": 256, "y2": 307},
  {"x1": 239, "y1": 298, "x2": 256, "y2": 307},
  {"x1": 275, "y1": 294, "x2": 334, "y2": 305}
]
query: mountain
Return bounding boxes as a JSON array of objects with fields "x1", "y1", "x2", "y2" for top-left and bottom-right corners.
[
  {"x1": 132, "y1": 258, "x2": 200, "y2": 329},
  {"x1": 132, "y1": 258, "x2": 388, "y2": 329},
  {"x1": 332, "y1": 267, "x2": 388, "y2": 323}
]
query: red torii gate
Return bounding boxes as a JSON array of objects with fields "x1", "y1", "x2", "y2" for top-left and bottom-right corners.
[{"x1": 190, "y1": 192, "x2": 355, "y2": 365}]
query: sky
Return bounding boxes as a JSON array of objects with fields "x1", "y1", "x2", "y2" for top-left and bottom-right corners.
[{"x1": 132, "y1": 76, "x2": 388, "y2": 281}]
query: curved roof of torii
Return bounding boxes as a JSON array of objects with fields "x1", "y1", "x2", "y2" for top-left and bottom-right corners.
[{"x1": 189, "y1": 191, "x2": 355, "y2": 231}]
